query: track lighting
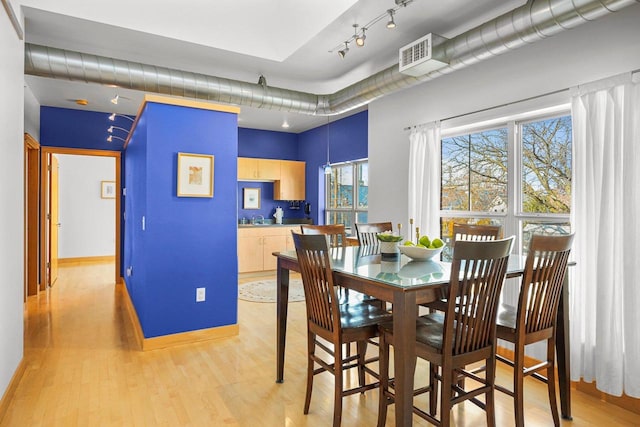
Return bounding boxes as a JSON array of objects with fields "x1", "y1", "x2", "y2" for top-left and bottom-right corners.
[
  {"x1": 108, "y1": 113, "x2": 135, "y2": 122},
  {"x1": 107, "y1": 125, "x2": 129, "y2": 134},
  {"x1": 356, "y1": 27, "x2": 366, "y2": 47},
  {"x1": 107, "y1": 135, "x2": 126, "y2": 143},
  {"x1": 110, "y1": 94, "x2": 131, "y2": 105},
  {"x1": 330, "y1": 0, "x2": 414, "y2": 57},
  {"x1": 338, "y1": 42, "x2": 349, "y2": 59},
  {"x1": 386, "y1": 10, "x2": 396, "y2": 29}
]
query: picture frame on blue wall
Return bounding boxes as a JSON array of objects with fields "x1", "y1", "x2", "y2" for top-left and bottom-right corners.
[
  {"x1": 101, "y1": 181, "x2": 116, "y2": 199},
  {"x1": 177, "y1": 152, "x2": 214, "y2": 197},
  {"x1": 243, "y1": 188, "x2": 261, "y2": 209}
]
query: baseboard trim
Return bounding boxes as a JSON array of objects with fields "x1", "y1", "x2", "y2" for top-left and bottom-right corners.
[
  {"x1": 142, "y1": 324, "x2": 239, "y2": 352},
  {"x1": 496, "y1": 346, "x2": 639, "y2": 416},
  {"x1": 120, "y1": 282, "x2": 146, "y2": 351},
  {"x1": 119, "y1": 282, "x2": 239, "y2": 352},
  {"x1": 575, "y1": 379, "x2": 640, "y2": 415},
  {"x1": 0, "y1": 358, "x2": 26, "y2": 423},
  {"x1": 58, "y1": 256, "x2": 115, "y2": 266}
]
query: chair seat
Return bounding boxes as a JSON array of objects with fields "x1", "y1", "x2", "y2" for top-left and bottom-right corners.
[
  {"x1": 379, "y1": 312, "x2": 446, "y2": 350},
  {"x1": 340, "y1": 302, "x2": 392, "y2": 330}
]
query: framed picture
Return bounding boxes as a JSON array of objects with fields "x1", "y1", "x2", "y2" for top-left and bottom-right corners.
[
  {"x1": 101, "y1": 181, "x2": 116, "y2": 199},
  {"x1": 243, "y1": 187, "x2": 261, "y2": 209},
  {"x1": 177, "y1": 152, "x2": 214, "y2": 197}
]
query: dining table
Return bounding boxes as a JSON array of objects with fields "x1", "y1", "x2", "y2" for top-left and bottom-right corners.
[{"x1": 273, "y1": 245, "x2": 573, "y2": 427}]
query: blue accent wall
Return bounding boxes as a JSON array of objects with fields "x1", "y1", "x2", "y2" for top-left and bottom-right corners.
[
  {"x1": 41, "y1": 106, "x2": 132, "y2": 150},
  {"x1": 238, "y1": 128, "x2": 298, "y2": 159},
  {"x1": 298, "y1": 111, "x2": 368, "y2": 224},
  {"x1": 237, "y1": 128, "x2": 306, "y2": 222},
  {"x1": 38, "y1": 105, "x2": 367, "y2": 337},
  {"x1": 124, "y1": 102, "x2": 238, "y2": 338}
]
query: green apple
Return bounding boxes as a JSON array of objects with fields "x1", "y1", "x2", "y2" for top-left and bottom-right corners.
[
  {"x1": 418, "y1": 235, "x2": 431, "y2": 247},
  {"x1": 403, "y1": 241, "x2": 414, "y2": 246},
  {"x1": 416, "y1": 243, "x2": 427, "y2": 248},
  {"x1": 431, "y1": 238, "x2": 444, "y2": 248}
]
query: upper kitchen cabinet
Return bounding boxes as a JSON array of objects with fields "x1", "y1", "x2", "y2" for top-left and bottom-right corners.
[
  {"x1": 275, "y1": 160, "x2": 305, "y2": 200},
  {"x1": 238, "y1": 157, "x2": 281, "y2": 180}
]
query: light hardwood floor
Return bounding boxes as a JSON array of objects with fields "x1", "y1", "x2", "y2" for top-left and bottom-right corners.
[{"x1": 1, "y1": 263, "x2": 639, "y2": 426}]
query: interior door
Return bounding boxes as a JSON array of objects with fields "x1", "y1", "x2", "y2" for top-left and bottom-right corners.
[{"x1": 49, "y1": 154, "x2": 60, "y2": 286}]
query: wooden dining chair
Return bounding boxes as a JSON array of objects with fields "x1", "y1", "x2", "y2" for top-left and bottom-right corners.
[
  {"x1": 354, "y1": 222, "x2": 393, "y2": 246},
  {"x1": 452, "y1": 223, "x2": 502, "y2": 244},
  {"x1": 423, "y1": 223, "x2": 503, "y2": 312},
  {"x1": 292, "y1": 232, "x2": 392, "y2": 427},
  {"x1": 300, "y1": 224, "x2": 348, "y2": 248},
  {"x1": 377, "y1": 237, "x2": 514, "y2": 427},
  {"x1": 495, "y1": 233, "x2": 574, "y2": 427}
]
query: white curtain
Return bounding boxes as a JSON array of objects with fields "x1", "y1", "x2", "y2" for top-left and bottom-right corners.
[
  {"x1": 570, "y1": 72, "x2": 640, "y2": 397},
  {"x1": 408, "y1": 122, "x2": 440, "y2": 239}
]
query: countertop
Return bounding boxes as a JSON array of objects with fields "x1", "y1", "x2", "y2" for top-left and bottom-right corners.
[{"x1": 238, "y1": 220, "x2": 313, "y2": 228}]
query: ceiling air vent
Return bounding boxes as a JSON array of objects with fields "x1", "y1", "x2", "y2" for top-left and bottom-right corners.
[{"x1": 399, "y1": 33, "x2": 449, "y2": 76}]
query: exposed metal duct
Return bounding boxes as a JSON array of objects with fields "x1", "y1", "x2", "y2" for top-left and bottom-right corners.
[{"x1": 24, "y1": 0, "x2": 639, "y2": 116}]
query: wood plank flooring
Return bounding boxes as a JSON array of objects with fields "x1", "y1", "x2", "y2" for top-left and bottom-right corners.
[{"x1": 1, "y1": 263, "x2": 639, "y2": 426}]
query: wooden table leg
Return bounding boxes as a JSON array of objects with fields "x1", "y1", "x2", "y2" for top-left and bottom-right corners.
[
  {"x1": 556, "y1": 273, "x2": 572, "y2": 419},
  {"x1": 276, "y1": 260, "x2": 290, "y2": 383},
  {"x1": 393, "y1": 292, "x2": 417, "y2": 427}
]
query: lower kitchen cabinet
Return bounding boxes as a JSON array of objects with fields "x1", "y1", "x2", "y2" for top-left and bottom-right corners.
[{"x1": 238, "y1": 226, "x2": 299, "y2": 273}]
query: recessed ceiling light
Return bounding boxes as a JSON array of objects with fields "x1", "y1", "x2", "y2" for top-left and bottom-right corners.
[
  {"x1": 282, "y1": 121, "x2": 290, "y2": 129},
  {"x1": 75, "y1": 99, "x2": 88, "y2": 105}
]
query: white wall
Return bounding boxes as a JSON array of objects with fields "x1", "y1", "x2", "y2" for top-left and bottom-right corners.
[
  {"x1": 57, "y1": 154, "x2": 116, "y2": 258},
  {"x1": 368, "y1": 5, "x2": 640, "y2": 227},
  {"x1": 0, "y1": 0, "x2": 24, "y2": 402},
  {"x1": 24, "y1": 83, "x2": 40, "y2": 140}
]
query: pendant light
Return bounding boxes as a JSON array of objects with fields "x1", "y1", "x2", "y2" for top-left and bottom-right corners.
[{"x1": 324, "y1": 118, "x2": 332, "y2": 175}]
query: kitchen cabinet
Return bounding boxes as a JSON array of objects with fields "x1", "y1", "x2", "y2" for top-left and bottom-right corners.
[
  {"x1": 238, "y1": 157, "x2": 281, "y2": 180},
  {"x1": 275, "y1": 160, "x2": 305, "y2": 200},
  {"x1": 238, "y1": 226, "x2": 298, "y2": 273}
]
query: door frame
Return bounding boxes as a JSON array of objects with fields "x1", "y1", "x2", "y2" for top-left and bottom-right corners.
[
  {"x1": 39, "y1": 147, "x2": 122, "y2": 288},
  {"x1": 24, "y1": 134, "x2": 40, "y2": 299}
]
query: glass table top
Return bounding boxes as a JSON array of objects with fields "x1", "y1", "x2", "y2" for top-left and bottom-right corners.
[{"x1": 277, "y1": 246, "x2": 526, "y2": 290}]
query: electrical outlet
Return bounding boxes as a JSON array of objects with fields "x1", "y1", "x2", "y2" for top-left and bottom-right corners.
[{"x1": 196, "y1": 287, "x2": 206, "y2": 302}]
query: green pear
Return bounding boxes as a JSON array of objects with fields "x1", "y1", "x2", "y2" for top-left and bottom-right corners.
[
  {"x1": 418, "y1": 236, "x2": 430, "y2": 247},
  {"x1": 403, "y1": 241, "x2": 415, "y2": 246},
  {"x1": 431, "y1": 238, "x2": 444, "y2": 248}
]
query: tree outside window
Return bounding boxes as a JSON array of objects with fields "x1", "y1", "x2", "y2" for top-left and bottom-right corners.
[{"x1": 440, "y1": 113, "x2": 572, "y2": 258}]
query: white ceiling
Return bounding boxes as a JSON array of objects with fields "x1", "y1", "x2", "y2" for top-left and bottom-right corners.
[{"x1": 20, "y1": 0, "x2": 525, "y2": 133}]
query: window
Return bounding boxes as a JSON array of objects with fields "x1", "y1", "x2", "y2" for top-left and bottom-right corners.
[
  {"x1": 440, "y1": 113, "x2": 572, "y2": 257},
  {"x1": 325, "y1": 160, "x2": 368, "y2": 232}
]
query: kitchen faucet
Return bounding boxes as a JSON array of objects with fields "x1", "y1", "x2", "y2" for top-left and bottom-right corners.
[{"x1": 252, "y1": 214, "x2": 265, "y2": 224}]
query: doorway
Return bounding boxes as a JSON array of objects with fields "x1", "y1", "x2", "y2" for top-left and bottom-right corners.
[{"x1": 37, "y1": 147, "x2": 122, "y2": 290}]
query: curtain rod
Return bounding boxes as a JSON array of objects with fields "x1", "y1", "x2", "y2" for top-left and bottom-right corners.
[
  {"x1": 403, "y1": 87, "x2": 568, "y2": 131},
  {"x1": 403, "y1": 68, "x2": 640, "y2": 131},
  {"x1": 1, "y1": 0, "x2": 23, "y2": 40}
]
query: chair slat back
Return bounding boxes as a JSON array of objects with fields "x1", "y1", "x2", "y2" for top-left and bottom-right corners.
[
  {"x1": 300, "y1": 224, "x2": 347, "y2": 248},
  {"x1": 355, "y1": 222, "x2": 393, "y2": 246},
  {"x1": 445, "y1": 237, "x2": 514, "y2": 355},
  {"x1": 292, "y1": 232, "x2": 340, "y2": 334},
  {"x1": 519, "y1": 234, "x2": 574, "y2": 334},
  {"x1": 453, "y1": 223, "x2": 502, "y2": 244}
]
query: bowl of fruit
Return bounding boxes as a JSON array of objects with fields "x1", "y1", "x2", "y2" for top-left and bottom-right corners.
[
  {"x1": 398, "y1": 235, "x2": 445, "y2": 261},
  {"x1": 376, "y1": 231, "x2": 403, "y2": 255}
]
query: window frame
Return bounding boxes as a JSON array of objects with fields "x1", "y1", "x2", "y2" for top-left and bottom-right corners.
[
  {"x1": 324, "y1": 159, "x2": 368, "y2": 232},
  {"x1": 440, "y1": 109, "x2": 572, "y2": 256}
]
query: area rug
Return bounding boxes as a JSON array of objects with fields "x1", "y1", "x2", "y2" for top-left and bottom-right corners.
[{"x1": 238, "y1": 279, "x2": 305, "y2": 303}]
